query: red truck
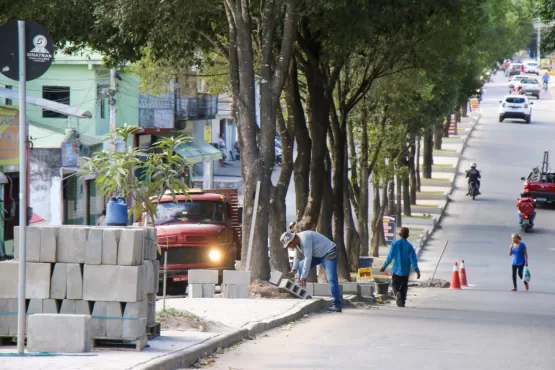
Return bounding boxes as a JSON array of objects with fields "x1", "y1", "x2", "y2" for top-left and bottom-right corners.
[
  {"x1": 521, "y1": 151, "x2": 555, "y2": 202},
  {"x1": 153, "y1": 189, "x2": 242, "y2": 294}
]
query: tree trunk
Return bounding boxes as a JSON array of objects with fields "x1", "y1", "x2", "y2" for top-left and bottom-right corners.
[
  {"x1": 402, "y1": 169, "x2": 411, "y2": 216},
  {"x1": 433, "y1": 122, "x2": 443, "y2": 150},
  {"x1": 396, "y1": 172, "x2": 402, "y2": 227},
  {"x1": 344, "y1": 141, "x2": 360, "y2": 274},
  {"x1": 370, "y1": 180, "x2": 388, "y2": 257},
  {"x1": 442, "y1": 117, "x2": 450, "y2": 138},
  {"x1": 416, "y1": 135, "x2": 422, "y2": 190},
  {"x1": 387, "y1": 178, "x2": 395, "y2": 216},
  {"x1": 462, "y1": 101, "x2": 468, "y2": 117},
  {"x1": 290, "y1": 59, "x2": 311, "y2": 221},
  {"x1": 356, "y1": 117, "x2": 370, "y2": 258},
  {"x1": 422, "y1": 129, "x2": 433, "y2": 179},
  {"x1": 408, "y1": 139, "x2": 417, "y2": 205}
]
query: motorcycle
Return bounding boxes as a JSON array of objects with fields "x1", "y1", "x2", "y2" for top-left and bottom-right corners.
[
  {"x1": 469, "y1": 181, "x2": 479, "y2": 200},
  {"x1": 520, "y1": 212, "x2": 533, "y2": 233}
]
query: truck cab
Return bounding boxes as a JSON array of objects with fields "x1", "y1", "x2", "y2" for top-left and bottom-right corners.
[{"x1": 153, "y1": 189, "x2": 241, "y2": 294}]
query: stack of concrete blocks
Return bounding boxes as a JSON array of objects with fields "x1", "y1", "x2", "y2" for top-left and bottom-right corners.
[
  {"x1": 188, "y1": 270, "x2": 218, "y2": 298},
  {"x1": 28, "y1": 314, "x2": 92, "y2": 353},
  {"x1": 222, "y1": 270, "x2": 251, "y2": 298},
  {"x1": 0, "y1": 225, "x2": 159, "y2": 349},
  {"x1": 278, "y1": 279, "x2": 310, "y2": 299}
]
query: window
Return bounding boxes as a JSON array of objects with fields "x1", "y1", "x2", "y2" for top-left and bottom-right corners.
[
  {"x1": 506, "y1": 97, "x2": 526, "y2": 104},
  {"x1": 42, "y1": 86, "x2": 70, "y2": 118},
  {"x1": 155, "y1": 201, "x2": 225, "y2": 225},
  {"x1": 4, "y1": 85, "x2": 12, "y2": 105}
]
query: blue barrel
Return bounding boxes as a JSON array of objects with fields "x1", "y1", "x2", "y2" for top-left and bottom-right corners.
[
  {"x1": 106, "y1": 196, "x2": 128, "y2": 226},
  {"x1": 359, "y1": 256, "x2": 374, "y2": 268}
]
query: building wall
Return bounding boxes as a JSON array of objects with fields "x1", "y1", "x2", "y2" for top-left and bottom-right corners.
[{"x1": 30, "y1": 149, "x2": 63, "y2": 225}]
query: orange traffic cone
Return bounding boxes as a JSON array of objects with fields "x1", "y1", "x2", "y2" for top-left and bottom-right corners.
[
  {"x1": 450, "y1": 262, "x2": 461, "y2": 290},
  {"x1": 459, "y1": 260, "x2": 468, "y2": 287}
]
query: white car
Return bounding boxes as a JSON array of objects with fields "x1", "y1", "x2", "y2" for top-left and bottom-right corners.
[
  {"x1": 523, "y1": 61, "x2": 540, "y2": 75},
  {"x1": 508, "y1": 75, "x2": 528, "y2": 90},
  {"x1": 517, "y1": 78, "x2": 541, "y2": 99},
  {"x1": 499, "y1": 95, "x2": 533, "y2": 124}
]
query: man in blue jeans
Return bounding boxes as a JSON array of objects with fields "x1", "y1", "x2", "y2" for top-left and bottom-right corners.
[
  {"x1": 281, "y1": 230, "x2": 342, "y2": 312},
  {"x1": 380, "y1": 227, "x2": 420, "y2": 307}
]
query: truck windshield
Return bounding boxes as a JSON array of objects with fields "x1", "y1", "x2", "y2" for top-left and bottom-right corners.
[{"x1": 155, "y1": 201, "x2": 225, "y2": 225}]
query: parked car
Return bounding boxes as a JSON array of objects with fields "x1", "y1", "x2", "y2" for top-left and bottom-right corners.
[
  {"x1": 523, "y1": 61, "x2": 540, "y2": 75},
  {"x1": 517, "y1": 78, "x2": 541, "y2": 99},
  {"x1": 499, "y1": 95, "x2": 533, "y2": 124}
]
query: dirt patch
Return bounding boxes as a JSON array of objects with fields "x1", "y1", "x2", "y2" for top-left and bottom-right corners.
[
  {"x1": 156, "y1": 308, "x2": 207, "y2": 332},
  {"x1": 414, "y1": 278, "x2": 451, "y2": 288},
  {"x1": 249, "y1": 279, "x2": 293, "y2": 299}
]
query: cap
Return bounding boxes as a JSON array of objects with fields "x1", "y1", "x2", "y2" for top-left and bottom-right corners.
[{"x1": 280, "y1": 231, "x2": 296, "y2": 248}]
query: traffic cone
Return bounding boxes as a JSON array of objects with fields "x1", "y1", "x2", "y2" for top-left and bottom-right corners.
[
  {"x1": 459, "y1": 260, "x2": 468, "y2": 287},
  {"x1": 450, "y1": 262, "x2": 461, "y2": 290}
]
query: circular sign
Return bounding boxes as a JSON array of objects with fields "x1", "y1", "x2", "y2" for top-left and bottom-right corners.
[{"x1": 0, "y1": 19, "x2": 54, "y2": 81}]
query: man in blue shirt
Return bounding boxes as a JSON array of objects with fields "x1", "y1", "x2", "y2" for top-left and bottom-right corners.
[{"x1": 380, "y1": 227, "x2": 420, "y2": 307}]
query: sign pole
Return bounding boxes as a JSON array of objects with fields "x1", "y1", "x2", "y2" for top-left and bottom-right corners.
[{"x1": 16, "y1": 20, "x2": 27, "y2": 354}]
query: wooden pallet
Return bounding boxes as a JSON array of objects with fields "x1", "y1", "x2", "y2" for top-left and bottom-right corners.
[
  {"x1": 147, "y1": 322, "x2": 161, "y2": 338},
  {"x1": 92, "y1": 335, "x2": 149, "y2": 352}
]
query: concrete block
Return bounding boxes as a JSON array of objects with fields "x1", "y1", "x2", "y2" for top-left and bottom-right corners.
[
  {"x1": 0, "y1": 262, "x2": 50, "y2": 299},
  {"x1": 305, "y1": 282, "x2": 314, "y2": 296},
  {"x1": 359, "y1": 284, "x2": 375, "y2": 298},
  {"x1": 122, "y1": 300, "x2": 147, "y2": 338},
  {"x1": 138, "y1": 264, "x2": 146, "y2": 300},
  {"x1": 66, "y1": 264, "x2": 83, "y2": 300},
  {"x1": 56, "y1": 227, "x2": 74, "y2": 263},
  {"x1": 145, "y1": 228, "x2": 157, "y2": 260},
  {"x1": 42, "y1": 299, "x2": 59, "y2": 314},
  {"x1": 50, "y1": 263, "x2": 67, "y2": 299},
  {"x1": 85, "y1": 228, "x2": 103, "y2": 265},
  {"x1": 269, "y1": 270, "x2": 283, "y2": 286},
  {"x1": 60, "y1": 299, "x2": 76, "y2": 314},
  {"x1": 152, "y1": 260, "x2": 160, "y2": 289},
  {"x1": 222, "y1": 284, "x2": 237, "y2": 298},
  {"x1": 76, "y1": 301, "x2": 92, "y2": 315},
  {"x1": 223, "y1": 270, "x2": 250, "y2": 285},
  {"x1": 118, "y1": 229, "x2": 144, "y2": 266},
  {"x1": 40, "y1": 227, "x2": 58, "y2": 263},
  {"x1": 106, "y1": 302, "x2": 122, "y2": 338},
  {"x1": 188, "y1": 283, "x2": 203, "y2": 298},
  {"x1": 102, "y1": 228, "x2": 122, "y2": 265},
  {"x1": 26, "y1": 227, "x2": 41, "y2": 262},
  {"x1": 142, "y1": 260, "x2": 155, "y2": 294},
  {"x1": 146, "y1": 293, "x2": 156, "y2": 325},
  {"x1": 28, "y1": 314, "x2": 92, "y2": 353},
  {"x1": 83, "y1": 265, "x2": 143, "y2": 302},
  {"x1": 0, "y1": 299, "x2": 10, "y2": 335},
  {"x1": 278, "y1": 279, "x2": 309, "y2": 299},
  {"x1": 8, "y1": 299, "x2": 18, "y2": 335},
  {"x1": 237, "y1": 284, "x2": 249, "y2": 298},
  {"x1": 340, "y1": 282, "x2": 360, "y2": 295},
  {"x1": 188, "y1": 269, "x2": 218, "y2": 284},
  {"x1": 312, "y1": 283, "x2": 343, "y2": 297},
  {"x1": 26, "y1": 262, "x2": 52, "y2": 299},
  {"x1": 27, "y1": 299, "x2": 42, "y2": 314},
  {"x1": 91, "y1": 301, "x2": 107, "y2": 337},
  {"x1": 83, "y1": 265, "x2": 117, "y2": 302},
  {"x1": 73, "y1": 227, "x2": 88, "y2": 263},
  {"x1": 202, "y1": 284, "x2": 215, "y2": 298}
]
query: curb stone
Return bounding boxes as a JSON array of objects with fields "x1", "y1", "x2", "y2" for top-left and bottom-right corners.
[
  {"x1": 415, "y1": 113, "x2": 481, "y2": 258},
  {"x1": 129, "y1": 298, "x2": 330, "y2": 370}
]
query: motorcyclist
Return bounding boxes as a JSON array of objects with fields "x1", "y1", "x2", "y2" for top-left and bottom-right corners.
[
  {"x1": 516, "y1": 85, "x2": 525, "y2": 95},
  {"x1": 517, "y1": 191, "x2": 536, "y2": 226},
  {"x1": 466, "y1": 162, "x2": 481, "y2": 195}
]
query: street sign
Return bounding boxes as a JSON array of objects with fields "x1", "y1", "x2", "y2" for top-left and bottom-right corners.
[
  {"x1": 383, "y1": 215, "x2": 396, "y2": 245},
  {"x1": 0, "y1": 20, "x2": 54, "y2": 81}
]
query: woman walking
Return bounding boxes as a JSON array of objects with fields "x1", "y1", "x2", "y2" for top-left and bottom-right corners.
[{"x1": 509, "y1": 233, "x2": 529, "y2": 291}]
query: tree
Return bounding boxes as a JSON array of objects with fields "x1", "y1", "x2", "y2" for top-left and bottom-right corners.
[{"x1": 79, "y1": 125, "x2": 190, "y2": 250}]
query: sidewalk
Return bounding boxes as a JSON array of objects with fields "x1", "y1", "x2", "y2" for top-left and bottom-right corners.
[{"x1": 0, "y1": 297, "x2": 330, "y2": 370}]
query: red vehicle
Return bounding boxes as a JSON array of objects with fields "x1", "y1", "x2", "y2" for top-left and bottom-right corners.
[
  {"x1": 153, "y1": 189, "x2": 242, "y2": 294},
  {"x1": 521, "y1": 151, "x2": 555, "y2": 203}
]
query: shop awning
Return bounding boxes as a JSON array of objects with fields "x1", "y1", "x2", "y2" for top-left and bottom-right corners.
[{"x1": 175, "y1": 138, "x2": 223, "y2": 164}]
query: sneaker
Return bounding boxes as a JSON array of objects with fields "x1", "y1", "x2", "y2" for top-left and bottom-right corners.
[
  {"x1": 396, "y1": 292, "x2": 405, "y2": 307},
  {"x1": 510, "y1": 288, "x2": 517, "y2": 291},
  {"x1": 525, "y1": 283, "x2": 529, "y2": 291},
  {"x1": 326, "y1": 305, "x2": 342, "y2": 313}
]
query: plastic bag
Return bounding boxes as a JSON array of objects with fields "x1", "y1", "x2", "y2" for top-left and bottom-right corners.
[{"x1": 523, "y1": 267, "x2": 531, "y2": 282}]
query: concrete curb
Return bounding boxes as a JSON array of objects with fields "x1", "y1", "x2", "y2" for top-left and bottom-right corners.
[
  {"x1": 415, "y1": 113, "x2": 481, "y2": 258},
  {"x1": 129, "y1": 298, "x2": 330, "y2": 370}
]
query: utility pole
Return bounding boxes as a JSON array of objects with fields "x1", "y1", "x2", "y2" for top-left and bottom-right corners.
[{"x1": 109, "y1": 68, "x2": 117, "y2": 151}]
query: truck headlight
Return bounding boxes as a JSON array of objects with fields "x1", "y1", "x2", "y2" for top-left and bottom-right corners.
[{"x1": 208, "y1": 249, "x2": 222, "y2": 262}]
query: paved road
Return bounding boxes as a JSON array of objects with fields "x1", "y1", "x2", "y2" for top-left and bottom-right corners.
[{"x1": 209, "y1": 72, "x2": 555, "y2": 370}]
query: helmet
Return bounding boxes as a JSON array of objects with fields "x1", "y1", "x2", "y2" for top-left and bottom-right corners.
[
  {"x1": 471, "y1": 162, "x2": 477, "y2": 168},
  {"x1": 521, "y1": 191, "x2": 530, "y2": 198}
]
